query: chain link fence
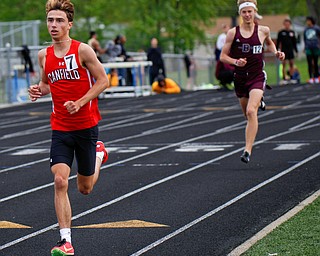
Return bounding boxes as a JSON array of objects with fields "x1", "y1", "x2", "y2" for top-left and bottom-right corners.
[{"x1": 0, "y1": 45, "x2": 281, "y2": 104}]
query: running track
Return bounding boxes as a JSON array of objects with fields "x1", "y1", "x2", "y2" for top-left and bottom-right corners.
[{"x1": 0, "y1": 83, "x2": 319, "y2": 255}]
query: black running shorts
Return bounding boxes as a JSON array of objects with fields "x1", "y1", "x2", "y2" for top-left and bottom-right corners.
[{"x1": 50, "y1": 125, "x2": 98, "y2": 176}]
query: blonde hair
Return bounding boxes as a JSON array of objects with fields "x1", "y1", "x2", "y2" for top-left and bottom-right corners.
[
  {"x1": 237, "y1": 0, "x2": 258, "y2": 10},
  {"x1": 46, "y1": 0, "x2": 74, "y2": 22}
]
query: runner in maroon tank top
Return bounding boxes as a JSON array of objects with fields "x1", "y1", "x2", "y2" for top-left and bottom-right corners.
[{"x1": 220, "y1": 0, "x2": 285, "y2": 163}]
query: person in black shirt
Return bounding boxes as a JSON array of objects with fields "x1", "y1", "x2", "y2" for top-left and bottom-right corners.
[
  {"x1": 276, "y1": 18, "x2": 298, "y2": 82},
  {"x1": 304, "y1": 16, "x2": 320, "y2": 84},
  {"x1": 147, "y1": 37, "x2": 166, "y2": 84}
]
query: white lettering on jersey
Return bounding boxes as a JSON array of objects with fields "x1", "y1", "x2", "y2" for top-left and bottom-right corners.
[
  {"x1": 48, "y1": 69, "x2": 80, "y2": 84},
  {"x1": 242, "y1": 43, "x2": 251, "y2": 53}
]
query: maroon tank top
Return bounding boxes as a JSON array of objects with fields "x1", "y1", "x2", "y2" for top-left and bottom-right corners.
[{"x1": 230, "y1": 24, "x2": 264, "y2": 73}]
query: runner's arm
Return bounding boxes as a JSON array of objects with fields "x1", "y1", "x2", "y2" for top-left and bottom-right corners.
[
  {"x1": 64, "y1": 43, "x2": 109, "y2": 114},
  {"x1": 28, "y1": 49, "x2": 50, "y2": 101},
  {"x1": 220, "y1": 28, "x2": 247, "y2": 67},
  {"x1": 263, "y1": 26, "x2": 285, "y2": 60}
]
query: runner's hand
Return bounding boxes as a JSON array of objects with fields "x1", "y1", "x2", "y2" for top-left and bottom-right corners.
[{"x1": 28, "y1": 85, "x2": 42, "y2": 102}]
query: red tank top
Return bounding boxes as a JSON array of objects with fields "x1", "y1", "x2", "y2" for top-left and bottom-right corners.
[
  {"x1": 230, "y1": 25, "x2": 264, "y2": 73},
  {"x1": 45, "y1": 40, "x2": 101, "y2": 131}
]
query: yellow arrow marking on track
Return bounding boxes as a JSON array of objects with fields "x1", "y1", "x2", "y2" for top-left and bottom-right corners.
[
  {"x1": 73, "y1": 220, "x2": 169, "y2": 229},
  {"x1": 0, "y1": 221, "x2": 31, "y2": 229}
]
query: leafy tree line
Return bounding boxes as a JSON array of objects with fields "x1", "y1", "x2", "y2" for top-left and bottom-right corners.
[{"x1": 0, "y1": 0, "x2": 315, "y2": 53}]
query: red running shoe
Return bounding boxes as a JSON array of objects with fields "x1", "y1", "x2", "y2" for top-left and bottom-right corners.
[
  {"x1": 96, "y1": 140, "x2": 109, "y2": 164},
  {"x1": 51, "y1": 239, "x2": 74, "y2": 256}
]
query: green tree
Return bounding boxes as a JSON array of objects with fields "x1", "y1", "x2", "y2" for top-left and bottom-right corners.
[{"x1": 0, "y1": 0, "x2": 314, "y2": 51}]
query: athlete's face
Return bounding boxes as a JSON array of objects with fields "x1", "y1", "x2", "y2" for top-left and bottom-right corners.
[
  {"x1": 240, "y1": 7, "x2": 255, "y2": 24},
  {"x1": 47, "y1": 10, "x2": 73, "y2": 40},
  {"x1": 283, "y1": 20, "x2": 291, "y2": 30}
]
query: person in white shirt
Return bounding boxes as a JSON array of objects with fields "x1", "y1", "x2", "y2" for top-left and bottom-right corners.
[{"x1": 215, "y1": 24, "x2": 230, "y2": 60}]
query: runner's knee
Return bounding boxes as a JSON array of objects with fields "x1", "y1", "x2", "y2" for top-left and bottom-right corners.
[
  {"x1": 246, "y1": 106, "x2": 257, "y2": 119},
  {"x1": 78, "y1": 183, "x2": 93, "y2": 195},
  {"x1": 54, "y1": 174, "x2": 68, "y2": 191}
]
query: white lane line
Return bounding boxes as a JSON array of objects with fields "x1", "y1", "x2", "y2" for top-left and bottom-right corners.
[
  {"x1": 1, "y1": 124, "x2": 319, "y2": 250},
  {"x1": 130, "y1": 151, "x2": 320, "y2": 256},
  {"x1": 142, "y1": 112, "x2": 213, "y2": 135},
  {"x1": 0, "y1": 112, "x2": 243, "y2": 174},
  {"x1": 0, "y1": 125, "x2": 51, "y2": 140},
  {"x1": 0, "y1": 116, "x2": 39, "y2": 127},
  {"x1": 0, "y1": 119, "x2": 245, "y2": 202},
  {"x1": 289, "y1": 115, "x2": 320, "y2": 131},
  {"x1": 0, "y1": 139, "x2": 51, "y2": 154},
  {"x1": 0, "y1": 158, "x2": 48, "y2": 174},
  {"x1": 99, "y1": 113, "x2": 155, "y2": 130},
  {"x1": 1, "y1": 113, "x2": 319, "y2": 202}
]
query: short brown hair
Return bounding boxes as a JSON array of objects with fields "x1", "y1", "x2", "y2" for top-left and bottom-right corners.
[{"x1": 46, "y1": 0, "x2": 74, "y2": 22}]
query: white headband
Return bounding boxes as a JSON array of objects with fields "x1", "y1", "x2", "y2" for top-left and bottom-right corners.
[{"x1": 238, "y1": 2, "x2": 257, "y2": 13}]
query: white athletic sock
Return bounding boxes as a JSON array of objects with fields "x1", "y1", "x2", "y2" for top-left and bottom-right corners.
[
  {"x1": 96, "y1": 151, "x2": 104, "y2": 162},
  {"x1": 60, "y1": 228, "x2": 71, "y2": 243}
]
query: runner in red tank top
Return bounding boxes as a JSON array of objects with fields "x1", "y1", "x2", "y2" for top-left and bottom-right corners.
[
  {"x1": 28, "y1": 1, "x2": 110, "y2": 254},
  {"x1": 220, "y1": 0, "x2": 285, "y2": 163}
]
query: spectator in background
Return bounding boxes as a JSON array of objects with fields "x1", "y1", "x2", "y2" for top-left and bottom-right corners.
[
  {"x1": 152, "y1": 74, "x2": 181, "y2": 94},
  {"x1": 115, "y1": 35, "x2": 131, "y2": 85},
  {"x1": 215, "y1": 60, "x2": 234, "y2": 91},
  {"x1": 304, "y1": 16, "x2": 320, "y2": 84},
  {"x1": 215, "y1": 24, "x2": 230, "y2": 61},
  {"x1": 88, "y1": 31, "x2": 106, "y2": 62},
  {"x1": 184, "y1": 52, "x2": 196, "y2": 90},
  {"x1": 105, "y1": 39, "x2": 121, "y2": 62},
  {"x1": 276, "y1": 18, "x2": 298, "y2": 83},
  {"x1": 147, "y1": 37, "x2": 166, "y2": 84}
]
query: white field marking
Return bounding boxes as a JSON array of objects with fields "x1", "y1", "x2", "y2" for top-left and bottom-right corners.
[
  {"x1": 274, "y1": 143, "x2": 309, "y2": 151},
  {"x1": 0, "y1": 119, "x2": 246, "y2": 202},
  {"x1": 175, "y1": 144, "x2": 233, "y2": 152},
  {"x1": 132, "y1": 163, "x2": 180, "y2": 167},
  {"x1": 0, "y1": 182, "x2": 54, "y2": 203},
  {"x1": 0, "y1": 116, "x2": 39, "y2": 126},
  {"x1": 100, "y1": 112, "x2": 201, "y2": 132},
  {"x1": 0, "y1": 123, "x2": 319, "y2": 250},
  {"x1": 0, "y1": 113, "x2": 153, "y2": 140},
  {"x1": 130, "y1": 151, "x2": 320, "y2": 256},
  {"x1": 289, "y1": 115, "x2": 320, "y2": 131},
  {"x1": 11, "y1": 149, "x2": 49, "y2": 155},
  {"x1": 259, "y1": 111, "x2": 320, "y2": 127},
  {"x1": 0, "y1": 139, "x2": 51, "y2": 154},
  {"x1": 0, "y1": 158, "x2": 49, "y2": 175},
  {"x1": 1, "y1": 110, "x2": 318, "y2": 176},
  {"x1": 0, "y1": 124, "x2": 51, "y2": 140},
  {"x1": 306, "y1": 94, "x2": 320, "y2": 102},
  {"x1": 274, "y1": 91, "x2": 289, "y2": 97},
  {"x1": 0, "y1": 119, "x2": 48, "y2": 129},
  {"x1": 142, "y1": 112, "x2": 213, "y2": 135},
  {"x1": 292, "y1": 86, "x2": 303, "y2": 92},
  {"x1": 99, "y1": 113, "x2": 155, "y2": 130},
  {"x1": 108, "y1": 113, "x2": 245, "y2": 144},
  {"x1": 0, "y1": 112, "x2": 232, "y2": 174}
]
